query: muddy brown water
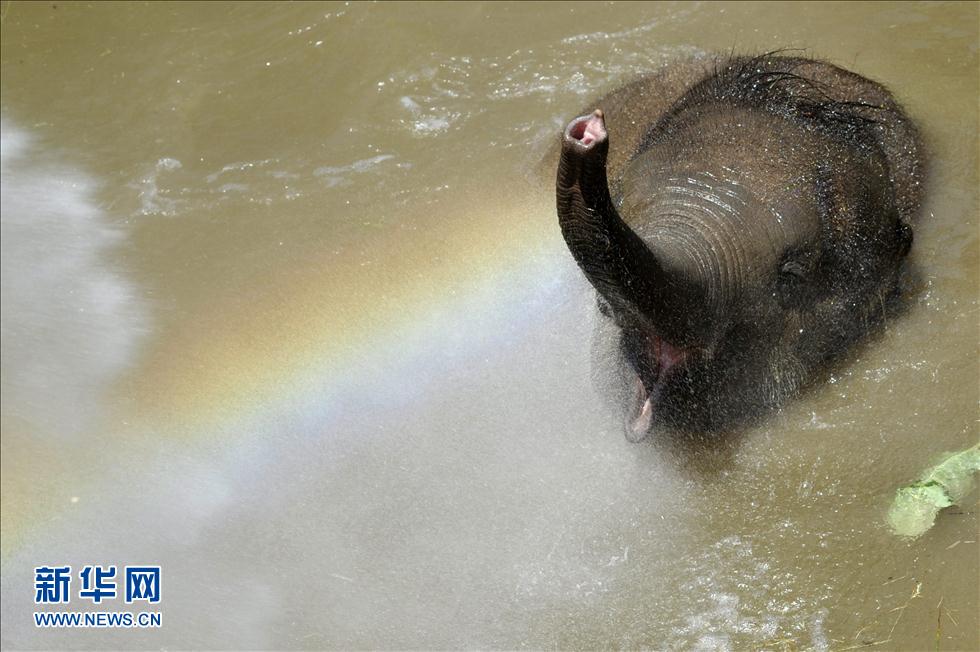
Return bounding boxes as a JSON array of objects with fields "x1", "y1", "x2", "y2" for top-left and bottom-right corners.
[{"x1": 1, "y1": 2, "x2": 977, "y2": 649}]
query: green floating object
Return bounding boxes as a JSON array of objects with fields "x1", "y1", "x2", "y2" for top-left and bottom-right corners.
[{"x1": 887, "y1": 443, "x2": 980, "y2": 538}]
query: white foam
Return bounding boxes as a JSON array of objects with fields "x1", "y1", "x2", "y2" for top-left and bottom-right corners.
[{"x1": 0, "y1": 118, "x2": 148, "y2": 439}]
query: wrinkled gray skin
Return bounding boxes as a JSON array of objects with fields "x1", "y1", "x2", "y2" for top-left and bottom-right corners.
[{"x1": 556, "y1": 54, "x2": 922, "y2": 441}]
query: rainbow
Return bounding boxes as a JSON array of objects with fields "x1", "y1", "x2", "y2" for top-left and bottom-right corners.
[{"x1": 1, "y1": 189, "x2": 571, "y2": 559}]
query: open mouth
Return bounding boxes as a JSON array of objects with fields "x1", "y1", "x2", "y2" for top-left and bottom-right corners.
[{"x1": 625, "y1": 334, "x2": 688, "y2": 442}]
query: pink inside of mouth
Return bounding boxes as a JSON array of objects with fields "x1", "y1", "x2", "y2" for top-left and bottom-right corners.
[
  {"x1": 626, "y1": 335, "x2": 687, "y2": 441},
  {"x1": 654, "y1": 336, "x2": 686, "y2": 371},
  {"x1": 568, "y1": 112, "x2": 606, "y2": 146}
]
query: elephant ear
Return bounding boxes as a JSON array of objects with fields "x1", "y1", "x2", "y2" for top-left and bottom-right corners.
[{"x1": 814, "y1": 158, "x2": 909, "y2": 299}]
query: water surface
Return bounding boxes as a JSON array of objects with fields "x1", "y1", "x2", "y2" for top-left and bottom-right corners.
[{"x1": 1, "y1": 2, "x2": 978, "y2": 649}]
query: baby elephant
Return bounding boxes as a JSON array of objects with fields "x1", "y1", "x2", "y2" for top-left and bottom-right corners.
[{"x1": 556, "y1": 54, "x2": 922, "y2": 440}]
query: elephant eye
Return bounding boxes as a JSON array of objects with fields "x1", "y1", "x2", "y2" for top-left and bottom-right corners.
[
  {"x1": 776, "y1": 252, "x2": 819, "y2": 308},
  {"x1": 780, "y1": 261, "x2": 807, "y2": 278}
]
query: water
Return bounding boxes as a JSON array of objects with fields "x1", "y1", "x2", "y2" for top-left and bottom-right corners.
[{"x1": 1, "y1": 2, "x2": 977, "y2": 649}]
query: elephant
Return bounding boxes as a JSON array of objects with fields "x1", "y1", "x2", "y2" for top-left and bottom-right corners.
[{"x1": 556, "y1": 53, "x2": 922, "y2": 441}]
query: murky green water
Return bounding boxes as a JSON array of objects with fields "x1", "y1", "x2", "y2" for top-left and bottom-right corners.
[{"x1": 2, "y1": 2, "x2": 977, "y2": 649}]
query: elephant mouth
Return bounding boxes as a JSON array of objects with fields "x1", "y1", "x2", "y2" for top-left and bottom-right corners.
[{"x1": 625, "y1": 334, "x2": 688, "y2": 441}]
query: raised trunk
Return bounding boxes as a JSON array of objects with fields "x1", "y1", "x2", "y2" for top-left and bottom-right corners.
[{"x1": 556, "y1": 111, "x2": 709, "y2": 347}]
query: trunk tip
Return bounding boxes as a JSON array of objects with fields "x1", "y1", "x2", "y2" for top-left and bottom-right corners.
[{"x1": 564, "y1": 110, "x2": 608, "y2": 149}]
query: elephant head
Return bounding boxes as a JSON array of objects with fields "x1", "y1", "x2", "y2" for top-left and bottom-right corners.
[{"x1": 556, "y1": 58, "x2": 918, "y2": 441}]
